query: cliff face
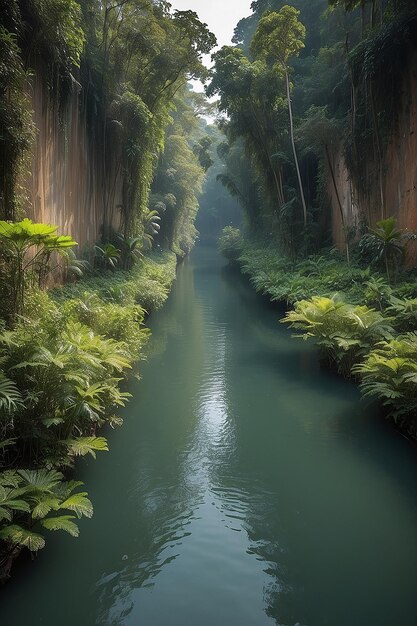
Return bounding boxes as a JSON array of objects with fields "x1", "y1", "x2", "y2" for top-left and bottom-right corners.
[
  {"x1": 329, "y1": 50, "x2": 417, "y2": 263},
  {"x1": 25, "y1": 74, "x2": 123, "y2": 249},
  {"x1": 22, "y1": 48, "x2": 417, "y2": 259}
]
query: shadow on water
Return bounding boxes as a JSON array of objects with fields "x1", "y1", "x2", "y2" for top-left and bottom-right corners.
[{"x1": 2, "y1": 245, "x2": 417, "y2": 626}]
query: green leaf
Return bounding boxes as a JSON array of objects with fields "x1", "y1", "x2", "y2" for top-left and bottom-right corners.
[
  {"x1": 41, "y1": 417, "x2": 64, "y2": 428},
  {"x1": 0, "y1": 471, "x2": 20, "y2": 488},
  {"x1": 60, "y1": 493, "x2": 93, "y2": 519},
  {"x1": 40, "y1": 515, "x2": 79, "y2": 537},
  {"x1": 31, "y1": 495, "x2": 61, "y2": 520},
  {"x1": 0, "y1": 524, "x2": 45, "y2": 551},
  {"x1": 17, "y1": 469, "x2": 64, "y2": 491},
  {"x1": 0, "y1": 438, "x2": 17, "y2": 450},
  {"x1": 0, "y1": 375, "x2": 23, "y2": 411},
  {"x1": 64, "y1": 436, "x2": 109, "y2": 459},
  {"x1": 0, "y1": 506, "x2": 12, "y2": 522}
]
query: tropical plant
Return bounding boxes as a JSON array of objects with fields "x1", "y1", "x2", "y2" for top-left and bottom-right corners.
[
  {"x1": 365, "y1": 217, "x2": 406, "y2": 283},
  {"x1": 0, "y1": 219, "x2": 77, "y2": 318},
  {"x1": 142, "y1": 209, "x2": 161, "y2": 250},
  {"x1": 0, "y1": 374, "x2": 22, "y2": 413},
  {"x1": 354, "y1": 333, "x2": 417, "y2": 422},
  {"x1": 282, "y1": 295, "x2": 393, "y2": 374},
  {"x1": 62, "y1": 249, "x2": 91, "y2": 281},
  {"x1": 94, "y1": 243, "x2": 121, "y2": 270},
  {"x1": 0, "y1": 469, "x2": 93, "y2": 559},
  {"x1": 386, "y1": 296, "x2": 417, "y2": 332},
  {"x1": 364, "y1": 277, "x2": 392, "y2": 311},
  {"x1": 218, "y1": 227, "x2": 244, "y2": 262},
  {"x1": 117, "y1": 234, "x2": 143, "y2": 271}
]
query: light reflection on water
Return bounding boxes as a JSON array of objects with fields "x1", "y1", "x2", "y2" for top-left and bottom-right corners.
[{"x1": 2, "y1": 246, "x2": 417, "y2": 626}]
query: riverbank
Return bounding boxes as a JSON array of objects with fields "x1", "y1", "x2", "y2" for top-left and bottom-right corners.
[
  {"x1": 3, "y1": 244, "x2": 417, "y2": 626},
  {"x1": 220, "y1": 233, "x2": 417, "y2": 442},
  {"x1": 0, "y1": 251, "x2": 177, "y2": 581}
]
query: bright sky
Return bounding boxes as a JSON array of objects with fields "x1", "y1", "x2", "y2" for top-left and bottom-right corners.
[
  {"x1": 172, "y1": 0, "x2": 253, "y2": 92},
  {"x1": 172, "y1": 0, "x2": 253, "y2": 48}
]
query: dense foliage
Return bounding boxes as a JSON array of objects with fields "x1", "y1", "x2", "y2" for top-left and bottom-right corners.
[
  {"x1": 209, "y1": 0, "x2": 417, "y2": 253},
  {"x1": 0, "y1": 0, "x2": 218, "y2": 578},
  {"x1": 213, "y1": 0, "x2": 417, "y2": 440},
  {"x1": 221, "y1": 228, "x2": 417, "y2": 435},
  {"x1": 0, "y1": 218, "x2": 176, "y2": 579},
  {"x1": 0, "y1": 1, "x2": 216, "y2": 250}
]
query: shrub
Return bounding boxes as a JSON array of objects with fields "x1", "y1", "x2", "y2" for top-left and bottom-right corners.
[
  {"x1": 354, "y1": 333, "x2": 417, "y2": 422},
  {"x1": 282, "y1": 295, "x2": 393, "y2": 375},
  {"x1": 218, "y1": 226, "x2": 244, "y2": 262},
  {"x1": 0, "y1": 248, "x2": 177, "y2": 566}
]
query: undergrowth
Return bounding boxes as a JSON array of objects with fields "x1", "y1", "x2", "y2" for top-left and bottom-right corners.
[
  {"x1": 0, "y1": 250, "x2": 176, "y2": 578},
  {"x1": 221, "y1": 231, "x2": 417, "y2": 435}
]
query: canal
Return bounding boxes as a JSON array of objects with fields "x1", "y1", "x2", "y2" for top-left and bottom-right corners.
[{"x1": 2, "y1": 245, "x2": 417, "y2": 626}]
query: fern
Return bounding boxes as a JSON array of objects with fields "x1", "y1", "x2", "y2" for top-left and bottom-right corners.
[
  {"x1": 0, "y1": 374, "x2": 23, "y2": 412},
  {"x1": 64, "y1": 436, "x2": 109, "y2": 459},
  {"x1": 60, "y1": 492, "x2": 93, "y2": 518},
  {"x1": 40, "y1": 515, "x2": 79, "y2": 537},
  {"x1": 0, "y1": 524, "x2": 45, "y2": 551}
]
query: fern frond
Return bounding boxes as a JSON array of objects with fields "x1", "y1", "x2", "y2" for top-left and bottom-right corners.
[
  {"x1": 60, "y1": 492, "x2": 93, "y2": 518},
  {"x1": 40, "y1": 515, "x2": 79, "y2": 537},
  {"x1": 0, "y1": 524, "x2": 45, "y2": 551},
  {"x1": 63, "y1": 436, "x2": 109, "y2": 459}
]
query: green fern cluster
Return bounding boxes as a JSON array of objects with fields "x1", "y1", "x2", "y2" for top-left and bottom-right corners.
[
  {"x1": 0, "y1": 246, "x2": 177, "y2": 574},
  {"x1": 53, "y1": 252, "x2": 177, "y2": 314},
  {"x1": 237, "y1": 244, "x2": 370, "y2": 306},
  {"x1": 355, "y1": 334, "x2": 417, "y2": 426},
  {"x1": 0, "y1": 468, "x2": 92, "y2": 560},
  {"x1": 283, "y1": 295, "x2": 393, "y2": 375},
  {"x1": 228, "y1": 237, "x2": 417, "y2": 428}
]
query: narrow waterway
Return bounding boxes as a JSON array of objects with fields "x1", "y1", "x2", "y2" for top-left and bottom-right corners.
[{"x1": 2, "y1": 245, "x2": 417, "y2": 626}]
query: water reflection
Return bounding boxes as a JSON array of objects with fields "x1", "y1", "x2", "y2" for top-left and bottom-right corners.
[
  {"x1": 93, "y1": 259, "x2": 208, "y2": 626},
  {"x1": 2, "y1": 247, "x2": 417, "y2": 626}
]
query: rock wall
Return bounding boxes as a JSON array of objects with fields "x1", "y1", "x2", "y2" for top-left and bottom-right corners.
[
  {"x1": 328, "y1": 49, "x2": 417, "y2": 264},
  {"x1": 25, "y1": 74, "x2": 123, "y2": 250}
]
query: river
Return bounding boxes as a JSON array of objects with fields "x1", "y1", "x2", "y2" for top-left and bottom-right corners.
[{"x1": 2, "y1": 245, "x2": 417, "y2": 626}]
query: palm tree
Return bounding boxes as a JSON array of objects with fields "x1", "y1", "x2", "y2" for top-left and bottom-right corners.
[
  {"x1": 368, "y1": 217, "x2": 405, "y2": 283},
  {"x1": 94, "y1": 243, "x2": 121, "y2": 270}
]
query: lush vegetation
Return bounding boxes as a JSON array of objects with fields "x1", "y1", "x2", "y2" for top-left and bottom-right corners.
[
  {"x1": 213, "y1": 1, "x2": 417, "y2": 437},
  {"x1": 0, "y1": 216, "x2": 177, "y2": 580},
  {"x1": 2, "y1": 0, "x2": 417, "y2": 583},
  {"x1": 220, "y1": 225, "x2": 417, "y2": 435},
  {"x1": 0, "y1": 0, "x2": 217, "y2": 580},
  {"x1": 209, "y1": 0, "x2": 417, "y2": 253},
  {"x1": 1, "y1": 1, "x2": 217, "y2": 251}
]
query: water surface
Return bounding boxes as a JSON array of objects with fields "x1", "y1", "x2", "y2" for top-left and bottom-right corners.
[{"x1": 2, "y1": 246, "x2": 417, "y2": 626}]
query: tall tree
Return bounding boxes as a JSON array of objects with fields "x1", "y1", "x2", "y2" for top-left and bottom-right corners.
[{"x1": 251, "y1": 6, "x2": 308, "y2": 226}]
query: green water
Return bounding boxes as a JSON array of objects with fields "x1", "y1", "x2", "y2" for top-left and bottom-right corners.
[{"x1": 2, "y1": 246, "x2": 417, "y2": 626}]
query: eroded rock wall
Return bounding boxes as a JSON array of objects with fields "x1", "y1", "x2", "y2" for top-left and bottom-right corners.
[
  {"x1": 25, "y1": 73, "x2": 123, "y2": 249},
  {"x1": 328, "y1": 50, "x2": 417, "y2": 263}
]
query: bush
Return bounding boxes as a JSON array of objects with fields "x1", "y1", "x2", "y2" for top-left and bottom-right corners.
[
  {"x1": 354, "y1": 333, "x2": 417, "y2": 423},
  {"x1": 0, "y1": 248, "x2": 177, "y2": 566},
  {"x1": 282, "y1": 295, "x2": 393, "y2": 375},
  {"x1": 218, "y1": 226, "x2": 244, "y2": 262}
]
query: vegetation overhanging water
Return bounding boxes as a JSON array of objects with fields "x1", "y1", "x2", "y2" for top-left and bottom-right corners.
[
  {"x1": 2, "y1": 1, "x2": 417, "y2": 621},
  {"x1": 2, "y1": 245, "x2": 417, "y2": 626}
]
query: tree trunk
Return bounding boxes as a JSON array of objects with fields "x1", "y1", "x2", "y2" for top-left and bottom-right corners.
[
  {"x1": 325, "y1": 144, "x2": 350, "y2": 264},
  {"x1": 285, "y1": 70, "x2": 307, "y2": 227},
  {"x1": 370, "y1": 80, "x2": 385, "y2": 219}
]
